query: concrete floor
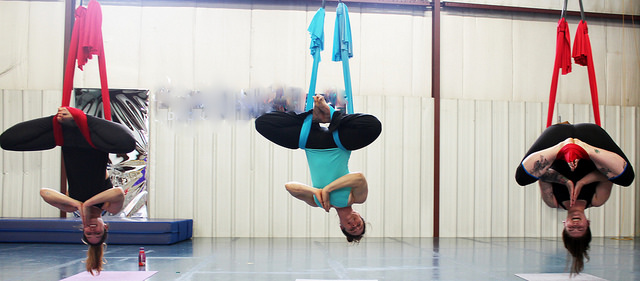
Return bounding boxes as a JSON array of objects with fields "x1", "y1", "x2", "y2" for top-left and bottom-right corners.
[{"x1": 1, "y1": 237, "x2": 637, "y2": 281}]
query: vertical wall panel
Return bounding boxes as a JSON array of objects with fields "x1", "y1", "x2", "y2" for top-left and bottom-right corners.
[
  {"x1": 0, "y1": 3, "x2": 30, "y2": 90},
  {"x1": 40, "y1": 90, "x2": 62, "y2": 217},
  {"x1": 573, "y1": 103, "x2": 592, "y2": 124},
  {"x1": 456, "y1": 99, "x2": 475, "y2": 237},
  {"x1": 592, "y1": 106, "x2": 621, "y2": 236},
  {"x1": 382, "y1": 96, "x2": 404, "y2": 237},
  {"x1": 461, "y1": 16, "x2": 513, "y2": 101},
  {"x1": 234, "y1": 122, "x2": 254, "y2": 237},
  {"x1": 440, "y1": 14, "x2": 464, "y2": 100},
  {"x1": 556, "y1": 103, "x2": 573, "y2": 124},
  {"x1": 474, "y1": 100, "x2": 492, "y2": 237},
  {"x1": 194, "y1": 5, "x2": 251, "y2": 90},
  {"x1": 619, "y1": 106, "x2": 635, "y2": 237},
  {"x1": 358, "y1": 9, "x2": 414, "y2": 97},
  {"x1": 249, "y1": 5, "x2": 307, "y2": 88},
  {"x1": 20, "y1": 90, "x2": 44, "y2": 216},
  {"x1": 401, "y1": 96, "x2": 422, "y2": 237},
  {"x1": 194, "y1": 123, "x2": 214, "y2": 237},
  {"x1": 253, "y1": 127, "x2": 274, "y2": 237},
  {"x1": 147, "y1": 107, "x2": 157, "y2": 218},
  {"x1": 490, "y1": 101, "x2": 509, "y2": 237},
  {"x1": 602, "y1": 105, "x2": 622, "y2": 237},
  {"x1": 2, "y1": 90, "x2": 24, "y2": 217},
  {"x1": 507, "y1": 102, "x2": 525, "y2": 237},
  {"x1": 175, "y1": 132, "x2": 195, "y2": 222},
  {"x1": 362, "y1": 96, "x2": 384, "y2": 238},
  {"x1": 137, "y1": 6, "x2": 195, "y2": 92},
  {"x1": 100, "y1": 5, "x2": 142, "y2": 88},
  {"x1": 214, "y1": 123, "x2": 234, "y2": 237},
  {"x1": 151, "y1": 109, "x2": 176, "y2": 219},
  {"x1": 523, "y1": 102, "x2": 542, "y2": 237},
  {"x1": 439, "y1": 99, "x2": 458, "y2": 237},
  {"x1": 27, "y1": 3, "x2": 64, "y2": 90}
]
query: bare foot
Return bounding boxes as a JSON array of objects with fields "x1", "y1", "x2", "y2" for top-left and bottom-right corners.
[
  {"x1": 312, "y1": 95, "x2": 331, "y2": 123},
  {"x1": 56, "y1": 107, "x2": 75, "y2": 125}
]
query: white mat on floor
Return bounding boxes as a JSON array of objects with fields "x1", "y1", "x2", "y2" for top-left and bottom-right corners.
[
  {"x1": 516, "y1": 273, "x2": 607, "y2": 281},
  {"x1": 60, "y1": 271, "x2": 157, "y2": 281}
]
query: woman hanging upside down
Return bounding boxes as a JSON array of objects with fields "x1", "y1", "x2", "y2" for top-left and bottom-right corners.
[
  {"x1": 255, "y1": 94, "x2": 382, "y2": 243},
  {"x1": 0, "y1": 107, "x2": 136, "y2": 275},
  {"x1": 515, "y1": 122, "x2": 634, "y2": 275}
]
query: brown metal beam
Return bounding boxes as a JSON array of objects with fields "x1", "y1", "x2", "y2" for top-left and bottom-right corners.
[{"x1": 431, "y1": 0, "x2": 440, "y2": 238}]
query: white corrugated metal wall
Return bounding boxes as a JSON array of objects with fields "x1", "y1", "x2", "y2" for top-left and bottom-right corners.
[{"x1": 0, "y1": 1, "x2": 638, "y2": 238}]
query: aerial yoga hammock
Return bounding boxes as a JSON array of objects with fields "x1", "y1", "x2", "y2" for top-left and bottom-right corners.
[
  {"x1": 0, "y1": 0, "x2": 135, "y2": 275},
  {"x1": 516, "y1": 0, "x2": 634, "y2": 275},
  {"x1": 255, "y1": 1, "x2": 382, "y2": 243},
  {"x1": 546, "y1": 0, "x2": 600, "y2": 127}
]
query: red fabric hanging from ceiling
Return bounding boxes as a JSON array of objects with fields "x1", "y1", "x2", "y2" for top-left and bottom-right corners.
[
  {"x1": 572, "y1": 20, "x2": 601, "y2": 126},
  {"x1": 546, "y1": 18, "x2": 572, "y2": 128},
  {"x1": 61, "y1": 0, "x2": 111, "y2": 120},
  {"x1": 55, "y1": 0, "x2": 110, "y2": 148}
]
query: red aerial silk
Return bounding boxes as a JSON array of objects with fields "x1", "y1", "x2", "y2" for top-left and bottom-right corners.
[
  {"x1": 572, "y1": 20, "x2": 601, "y2": 126},
  {"x1": 52, "y1": 107, "x2": 96, "y2": 148},
  {"x1": 546, "y1": 18, "x2": 572, "y2": 128},
  {"x1": 557, "y1": 143, "x2": 589, "y2": 163},
  {"x1": 54, "y1": 0, "x2": 110, "y2": 148},
  {"x1": 61, "y1": 0, "x2": 111, "y2": 120},
  {"x1": 546, "y1": 18, "x2": 601, "y2": 127}
]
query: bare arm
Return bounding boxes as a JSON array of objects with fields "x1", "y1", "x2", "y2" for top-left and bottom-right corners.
[
  {"x1": 539, "y1": 168, "x2": 571, "y2": 185},
  {"x1": 521, "y1": 138, "x2": 573, "y2": 178},
  {"x1": 323, "y1": 172, "x2": 368, "y2": 205},
  {"x1": 574, "y1": 170, "x2": 613, "y2": 207},
  {"x1": 539, "y1": 168, "x2": 576, "y2": 207},
  {"x1": 40, "y1": 188, "x2": 82, "y2": 212},
  {"x1": 538, "y1": 181, "x2": 559, "y2": 208},
  {"x1": 83, "y1": 187, "x2": 125, "y2": 214},
  {"x1": 573, "y1": 138, "x2": 627, "y2": 179},
  {"x1": 285, "y1": 182, "x2": 321, "y2": 207}
]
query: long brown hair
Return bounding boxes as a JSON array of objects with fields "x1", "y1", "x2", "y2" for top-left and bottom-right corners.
[
  {"x1": 82, "y1": 229, "x2": 108, "y2": 275},
  {"x1": 562, "y1": 226, "x2": 591, "y2": 275}
]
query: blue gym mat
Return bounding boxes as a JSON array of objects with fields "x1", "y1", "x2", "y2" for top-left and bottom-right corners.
[{"x1": 0, "y1": 217, "x2": 192, "y2": 245}]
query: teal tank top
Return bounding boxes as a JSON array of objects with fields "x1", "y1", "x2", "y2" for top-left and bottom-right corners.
[{"x1": 307, "y1": 148, "x2": 352, "y2": 208}]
